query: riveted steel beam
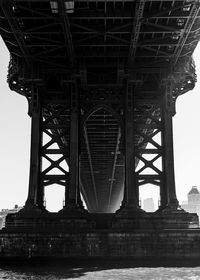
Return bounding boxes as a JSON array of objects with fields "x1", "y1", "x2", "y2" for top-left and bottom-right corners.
[{"x1": 57, "y1": 0, "x2": 75, "y2": 67}]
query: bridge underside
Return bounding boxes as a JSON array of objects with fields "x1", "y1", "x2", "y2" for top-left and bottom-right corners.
[{"x1": 0, "y1": 0, "x2": 200, "y2": 233}]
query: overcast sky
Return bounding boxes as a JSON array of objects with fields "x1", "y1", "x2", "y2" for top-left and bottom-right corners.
[{"x1": 0, "y1": 38, "x2": 200, "y2": 211}]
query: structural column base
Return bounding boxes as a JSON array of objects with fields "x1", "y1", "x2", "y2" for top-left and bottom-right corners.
[
  {"x1": 113, "y1": 204, "x2": 149, "y2": 230},
  {"x1": 59, "y1": 202, "x2": 88, "y2": 218},
  {"x1": 153, "y1": 207, "x2": 199, "y2": 229},
  {"x1": 157, "y1": 199, "x2": 183, "y2": 214},
  {"x1": 19, "y1": 200, "x2": 43, "y2": 215},
  {"x1": 115, "y1": 204, "x2": 146, "y2": 217}
]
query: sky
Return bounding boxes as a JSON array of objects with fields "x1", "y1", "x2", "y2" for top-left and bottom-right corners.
[
  {"x1": 0, "y1": 37, "x2": 200, "y2": 212},
  {"x1": 174, "y1": 44, "x2": 200, "y2": 204}
]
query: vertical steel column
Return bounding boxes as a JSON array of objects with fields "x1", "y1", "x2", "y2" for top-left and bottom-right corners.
[
  {"x1": 24, "y1": 89, "x2": 42, "y2": 210},
  {"x1": 162, "y1": 82, "x2": 179, "y2": 209},
  {"x1": 160, "y1": 180, "x2": 168, "y2": 210},
  {"x1": 122, "y1": 82, "x2": 140, "y2": 211},
  {"x1": 160, "y1": 95, "x2": 168, "y2": 209},
  {"x1": 64, "y1": 83, "x2": 80, "y2": 208},
  {"x1": 37, "y1": 181, "x2": 44, "y2": 211}
]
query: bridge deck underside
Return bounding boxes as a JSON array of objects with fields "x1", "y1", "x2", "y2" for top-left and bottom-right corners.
[{"x1": 0, "y1": 0, "x2": 200, "y2": 212}]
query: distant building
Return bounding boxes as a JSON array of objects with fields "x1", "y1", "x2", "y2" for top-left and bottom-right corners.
[
  {"x1": 0, "y1": 205, "x2": 22, "y2": 229},
  {"x1": 181, "y1": 186, "x2": 200, "y2": 217},
  {"x1": 143, "y1": 198, "x2": 155, "y2": 212}
]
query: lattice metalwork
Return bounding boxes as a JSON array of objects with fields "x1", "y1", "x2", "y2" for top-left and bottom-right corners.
[
  {"x1": 41, "y1": 103, "x2": 70, "y2": 185},
  {"x1": 135, "y1": 100, "x2": 163, "y2": 205},
  {"x1": 38, "y1": 99, "x2": 70, "y2": 209}
]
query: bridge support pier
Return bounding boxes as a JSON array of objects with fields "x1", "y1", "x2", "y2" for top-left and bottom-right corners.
[
  {"x1": 60, "y1": 83, "x2": 86, "y2": 216},
  {"x1": 114, "y1": 80, "x2": 198, "y2": 227},
  {"x1": 117, "y1": 82, "x2": 145, "y2": 216},
  {"x1": 23, "y1": 88, "x2": 42, "y2": 212},
  {"x1": 116, "y1": 79, "x2": 181, "y2": 216},
  {"x1": 161, "y1": 81, "x2": 179, "y2": 211},
  {"x1": 4, "y1": 81, "x2": 199, "y2": 231},
  {"x1": 17, "y1": 82, "x2": 86, "y2": 217}
]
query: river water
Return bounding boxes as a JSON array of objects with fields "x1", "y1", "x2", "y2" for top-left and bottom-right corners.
[{"x1": 1, "y1": 265, "x2": 200, "y2": 280}]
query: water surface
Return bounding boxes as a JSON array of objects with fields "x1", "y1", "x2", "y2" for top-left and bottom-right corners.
[{"x1": 0, "y1": 264, "x2": 200, "y2": 279}]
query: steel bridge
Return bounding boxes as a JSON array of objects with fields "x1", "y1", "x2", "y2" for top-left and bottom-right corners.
[{"x1": 0, "y1": 0, "x2": 200, "y2": 217}]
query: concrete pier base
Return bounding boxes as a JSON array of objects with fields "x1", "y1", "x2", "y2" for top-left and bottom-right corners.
[
  {"x1": 5, "y1": 210, "x2": 199, "y2": 231},
  {"x1": 0, "y1": 211, "x2": 199, "y2": 261},
  {"x1": 1, "y1": 229, "x2": 200, "y2": 260}
]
